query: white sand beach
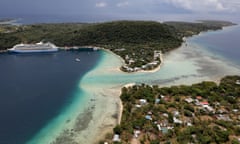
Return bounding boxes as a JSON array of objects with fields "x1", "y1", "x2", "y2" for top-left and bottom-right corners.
[
  {"x1": 53, "y1": 39, "x2": 240, "y2": 143},
  {"x1": 29, "y1": 26, "x2": 240, "y2": 144}
]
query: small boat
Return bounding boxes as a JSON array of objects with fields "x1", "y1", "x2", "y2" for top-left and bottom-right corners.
[{"x1": 75, "y1": 58, "x2": 80, "y2": 62}]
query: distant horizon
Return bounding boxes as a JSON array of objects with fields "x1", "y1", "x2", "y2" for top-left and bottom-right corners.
[
  {"x1": 0, "y1": 13, "x2": 239, "y2": 25},
  {"x1": 1, "y1": 1, "x2": 240, "y2": 24}
]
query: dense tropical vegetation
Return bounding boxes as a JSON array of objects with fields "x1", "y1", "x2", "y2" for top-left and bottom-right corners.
[
  {"x1": 0, "y1": 20, "x2": 235, "y2": 71},
  {"x1": 101, "y1": 76, "x2": 240, "y2": 144},
  {"x1": 164, "y1": 20, "x2": 236, "y2": 37}
]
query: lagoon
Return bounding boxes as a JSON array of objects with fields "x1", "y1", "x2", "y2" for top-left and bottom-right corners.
[
  {"x1": 32, "y1": 25, "x2": 240, "y2": 144},
  {"x1": 0, "y1": 25, "x2": 240, "y2": 143}
]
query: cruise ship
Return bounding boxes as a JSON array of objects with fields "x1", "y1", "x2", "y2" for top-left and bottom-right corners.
[{"x1": 8, "y1": 42, "x2": 58, "y2": 53}]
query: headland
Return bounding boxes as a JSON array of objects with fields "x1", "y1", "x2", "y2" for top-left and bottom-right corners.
[
  {"x1": 1, "y1": 20, "x2": 239, "y2": 144},
  {"x1": 0, "y1": 20, "x2": 236, "y2": 72}
]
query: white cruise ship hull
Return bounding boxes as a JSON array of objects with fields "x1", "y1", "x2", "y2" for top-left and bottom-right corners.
[
  {"x1": 8, "y1": 48, "x2": 58, "y2": 53},
  {"x1": 8, "y1": 42, "x2": 59, "y2": 53}
]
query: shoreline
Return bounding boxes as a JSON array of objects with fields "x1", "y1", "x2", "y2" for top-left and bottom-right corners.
[
  {"x1": 61, "y1": 35, "x2": 240, "y2": 143},
  {"x1": 60, "y1": 45, "x2": 101, "y2": 51},
  {"x1": 117, "y1": 83, "x2": 136, "y2": 125},
  {"x1": 61, "y1": 24, "x2": 235, "y2": 74},
  {"x1": 100, "y1": 47, "x2": 165, "y2": 74},
  {"x1": 134, "y1": 50, "x2": 164, "y2": 73},
  {"x1": 3, "y1": 43, "x2": 164, "y2": 74},
  {"x1": 1, "y1": 24, "x2": 239, "y2": 144},
  {"x1": 82, "y1": 85, "x2": 123, "y2": 144}
]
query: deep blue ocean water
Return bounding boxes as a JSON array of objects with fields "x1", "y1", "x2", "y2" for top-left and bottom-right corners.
[
  {"x1": 0, "y1": 17, "x2": 240, "y2": 143},
  {"x1": 0, "y1": 50, "x2": 101, "y2": 144},
  {"x1": 189, "y1": 26, "x2": 240, "y2": 66},
  {"x1": 0, "y1": 14, "x2": 118, "y2": 25}
]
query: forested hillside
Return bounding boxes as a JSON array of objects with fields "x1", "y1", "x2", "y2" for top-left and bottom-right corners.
[{"x1": 0, "y1": 20, "x2": 234, "y2": 71}]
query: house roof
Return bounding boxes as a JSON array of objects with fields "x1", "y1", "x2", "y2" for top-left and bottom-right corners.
[
  {"x1": 196, "y1": 96, "x2": 202, "y2": 100},
  {"x1": 145, "y1": 115, "x2": 152, "y2": 120},
  {"x1": 201, "y1": 101, "x2": 209, "y2": 105},
  {"x1": 185, "y1": 98, "x2": 193, "y2": 103}
]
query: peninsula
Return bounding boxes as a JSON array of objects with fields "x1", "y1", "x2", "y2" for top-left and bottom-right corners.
[
  {"x1": 0, "y1": 20, "x2": 236, "y2": 72},
  {"x1": 101, "y1": 76, "x2": 240, "y2": 144},
  {"x1": 0, "y1": 20, "x2": 239, "y2": 144}
]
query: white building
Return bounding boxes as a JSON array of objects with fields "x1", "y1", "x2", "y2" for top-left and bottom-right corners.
[{"x1": 113, "y1": 134, "x2": 121, "y2": 142}]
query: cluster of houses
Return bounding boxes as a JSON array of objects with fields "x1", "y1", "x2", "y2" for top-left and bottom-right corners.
[
  {"x1": 122, "y1": 51, "x2": 162, "y2": 72},
  {"x1": 184, "y1": 96, "x2": 240, "y2": 122},
  {"x1": 104, "y1": 78, "x2": 240, "y2": 143},
  {"x1": 184, "y1": 96, "x2": 214, "y2": 113},
  {"x1": 108, "y1": 91, "x2": 240, "y2": 143},
  {"x1": 132, "y1": 97, "x2": 177, "y2": 139},
  {"x1": 137, "y1": 95, "x2": 237, "y2": 140}
]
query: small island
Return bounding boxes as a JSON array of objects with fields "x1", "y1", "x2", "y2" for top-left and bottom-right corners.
[
  {"x1": 101, "y1": 76, "x2": 240, "y2": 144},
  {"x1": 0, "y1": 20, "x2": 236, "y2": 72}
]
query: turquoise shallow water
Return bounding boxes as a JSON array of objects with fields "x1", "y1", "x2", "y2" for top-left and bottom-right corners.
[
  {"x1": 0, "y1": 50, "x2": 102, "y2": 144},
  {"x1": 27, "y1": 25, "x2": 240, "y2": 143},
  {"x1": 25, "y1": 51, "x2": 104, "y2": 144}
]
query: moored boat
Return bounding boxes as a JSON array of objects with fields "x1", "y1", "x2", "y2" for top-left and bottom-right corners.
[{"x1": 75, "y1": 58, "x2": 80, "y2": 62}]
